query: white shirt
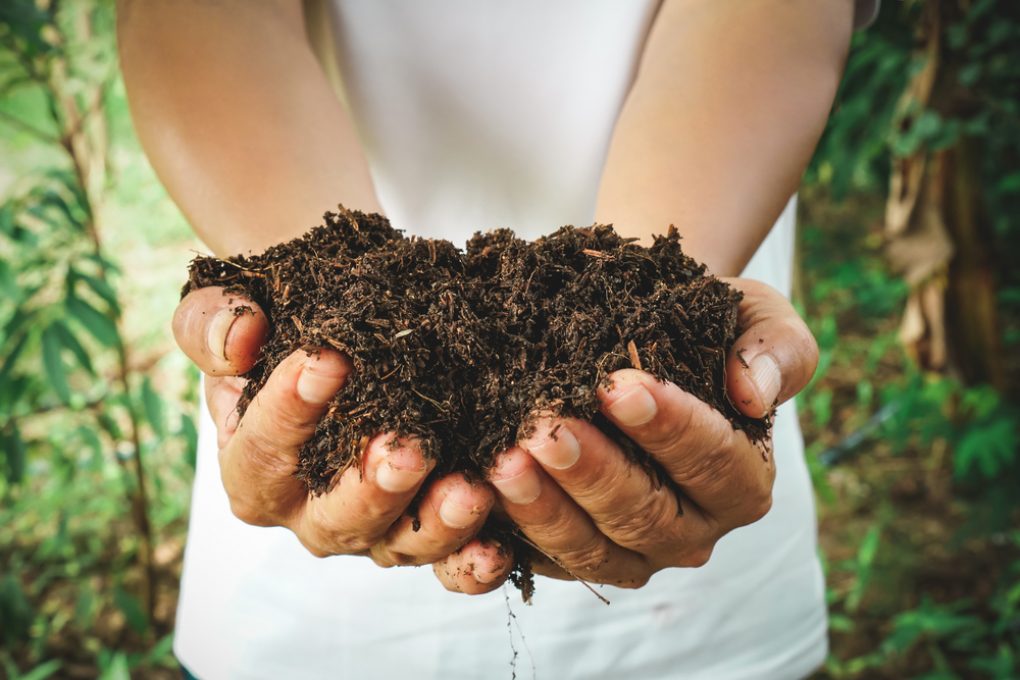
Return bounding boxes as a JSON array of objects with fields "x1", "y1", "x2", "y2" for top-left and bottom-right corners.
[{"x1": 174, "y1": 2, "x2": 850, "y2": 677}]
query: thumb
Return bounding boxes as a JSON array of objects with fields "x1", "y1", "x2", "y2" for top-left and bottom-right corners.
[
  {"x1": 172, "y1": 286, "x2": 269, "y2": 376},
  {"x1": 722, "y1": 278, "x2": 819, "y2": 419}
]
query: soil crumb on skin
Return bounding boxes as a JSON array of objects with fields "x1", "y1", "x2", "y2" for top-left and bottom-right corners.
[{"x1": 183, "y1": 207, "x2": 769, "y2": 596}]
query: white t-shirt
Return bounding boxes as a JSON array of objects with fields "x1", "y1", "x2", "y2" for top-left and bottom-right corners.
[{"x1": 174, "y1": 1, "x2": 880, "y2": 676}]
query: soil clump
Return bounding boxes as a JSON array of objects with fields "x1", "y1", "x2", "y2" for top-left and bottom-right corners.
[{"x1": 184, "y1": 207, "x2": 768, "y2": 596}]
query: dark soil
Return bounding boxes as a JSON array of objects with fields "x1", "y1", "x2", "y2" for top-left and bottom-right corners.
[{"x1": 184, "y1": 207, "x2": 768, "y2": 596}]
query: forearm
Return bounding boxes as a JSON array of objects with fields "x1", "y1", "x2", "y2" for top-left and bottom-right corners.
[
  {"x1": 117, "y1": 0, "x2": 379, "y2": 256},
  {"x1": 596, "y1": 0, "x2": 854, "y2": 276}
]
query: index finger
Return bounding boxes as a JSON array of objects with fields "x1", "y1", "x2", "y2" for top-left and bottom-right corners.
[
  {"x1": 172, "y1": 286, "x2": 269, "y2": 376},
  {"x1": 597, "y1": 369, "x2": 775, "y2": 529}
]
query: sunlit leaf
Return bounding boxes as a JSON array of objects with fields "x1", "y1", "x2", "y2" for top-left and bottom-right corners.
[
  {"x1": 144, "y1": 633, "x2": 176, "y2": 664},
  {"x1": 0, "y1": 332, "x2": 30, "y2": 385},
  {"x1": 180, "y1": 413, "x2": 198, "y2": 470},
  {"x1": 51, "y1": 320, "x2": 94, "y2": 375},
  {"x1": 43, "y1": 168, "x2": 90, "y2": 219},
  {"x1": 17, "y1": 660, "x2": 62, "y2": 680},
  {"x1": 0, "y1": 259, "x2": 15, "y2": 297},
  {"x1": 141, "y1": 375, "x2": 165, "y2": 437},
  {"x1": 77, "y1": 271, "x2": 121, "y2": 318},
  {"x1": 41, "y1": 324, "x2": 71, "y2": 404},
  {"x1": 65, "y1": 295, "x2": 118, "y2": 348},
  {"x1": 846, "y1": 523, "x2": 882, "y2": 612},
  {"x1": 76, "y1": 424, "x2": 104, "y2": 471},
  {"x1": 34, "y1": 189, "x2": 81, "y2": 232},
  {"x1": 97, "y1": 651, "x2": 130, "y2": 680}
]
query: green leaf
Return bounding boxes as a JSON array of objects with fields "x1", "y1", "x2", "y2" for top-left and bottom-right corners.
[
  {"x1": 66, "y1": 295, "x2": 119, "y2": 348},
  {"x1": 0, "y1": 332, "x2": 30, "y2": 385},
  {"x1": 82, "y1": 252, "x2": 120, "y2": 276},
  {"x1": 33, "y1": 189, "x2": 81, "y2": 232},
  {"x1": 2, "y1": 424, "x2": 27, "y2": 484},
  {"x1": 829, "y1": 613, "x2": 856, "y2": 633},
  {"x1": 0, "y1": 259, "x2": 15, "y2": 298},
  {"x1": 180, "y1": 413, "x2": 198, "y2": 470},
  {"x1": 141, "y1": 376, "x2": 165, "y2": 437},
  {"x1": 112, "y1": 585, "x2": 149, "y2": 636},
  {"x1": 17, "y1": 660, "x2": 63, "y2": 680},
  {"x1": 44, "y1": 168, "x2": 91, "y2": 221},
  {"x1": 74, "y1": 582, "x2": 98, "y2": 629},
  {"x1": 42, "y1": 324, "x2": 71, "y2": 404},
  {"x1": 144, "y1": 633, "x2": 176, "y2": 664},
  {"x1": 846, "y1": 523, "x2": 882, "y2": 612},
  {"x1": 76, "y1": 425, "x2": 104, "y2": 471},
  {"x1": 0, "y1": 570, "x2": 34, "y2": 641},
  {"x1": 97, "y1": 651, "x2": 130, "y2": 680},
  {"x1": 2, "y1": 307, "x2": 37, "y2": 344},
  {"x1": 97, "y1": 412, "x2": 123, "y2": 440},
  {"x1": 77, "y1": 271, "x2": 121, "y2": 318},
  {"x1": 955, "y1": 418, "x2": 1018, "y2": 479},
  {"x1": 0, "y1": 202, "x2": 15, "y2": 236},
  {"x1": 51, "y1": 320, "x2": 94, "y2": 375},
  {"x1": 858, "y1": 524, "x2": 881, "y2": 567}
]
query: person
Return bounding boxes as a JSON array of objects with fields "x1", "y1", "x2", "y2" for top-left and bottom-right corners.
[{"x1": 118, "y1": 0, "x2": 879, "y2": 677}]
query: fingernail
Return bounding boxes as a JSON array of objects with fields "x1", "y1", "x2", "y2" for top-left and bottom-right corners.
[
  {"x1": 474, "y1": 543, "x2": 505, "y2": 584},
  {"x1": 296, "y1": 355, "x2": 343, "y2": 404},
  {"x1": 520, "y1": 420, "x2": 580, "y2": 470},
  {"x1": 207, "y1": 308, "x2": 238, "y2": 363},
  {"x1": 439, "y1": 494, "x2": 483, "y2": 529},
  {"x1": 491, "y1": 455, "x2": 542, "y2": 505},
  {"x1": 606, "y1": 383, "x2": 657, "y2": 426},
  {"x1": 375, "y1": 444, "x2": 428, "y2": 494},
  {"x1": 749, "y1": 354, "x2": 781, "y2": 407}
]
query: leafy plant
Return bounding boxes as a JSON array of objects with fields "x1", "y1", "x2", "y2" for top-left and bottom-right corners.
[{"x1": 1, "y1": 1, "x2": 194, "y2": 675}]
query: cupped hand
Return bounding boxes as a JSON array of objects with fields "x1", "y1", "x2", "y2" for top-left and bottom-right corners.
[
  {"x1": 433, "y1": 277, "x2": 818, "y2": 592},
  {"x1": 173, "y1": 287, "x2": 511, "y2": 591}
]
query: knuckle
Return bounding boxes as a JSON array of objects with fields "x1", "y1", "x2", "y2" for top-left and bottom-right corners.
[
  {"x1": 387, "y1": 551, "x2": 420, "y2": 567},
  {"x1": 418, "y1": 536, "x2": 467, "y2": 564},
  {"x1": 296, "y1": 533, "x2": 333, "y2": 559},
  {"x1": 676, "y1": 545, "x2": 714, "y2": 569},
  {"x1": 341, "y1": 535, "x2": 376, "y2": 554},
  {"x1": 368, "y1": 547, "x2": 399, "y2": 569},
  {"x1": 641, "y1": 397, "x2": 697, "y2": 454},
  {"x1": 558, "y1": 538, "x2": 612, "y2": 576},
  {"x1": 601, "y1": 489, "x2": 678, "y2": 551},
  {"x1": 672, "y1": 441, "x2": 731, "y2": 488},
  {"x1": 742, "y1": 488, "x2": 774, "y2": 526},
  {"x1": 267, "y1": 399, "x2": 318, "y2": 440},
  {"x1": 305, "y1": 499, "x2": 383, "y2": 554},
  {"x1": 238, "y1": 427, "x2": 300, "y2": 478},
  {"x1": 387, "y1": 531, "x2": 452, "y2": 566},
  {"x1": 227, "y1": 495, "x2": 275, "y2": 527}
]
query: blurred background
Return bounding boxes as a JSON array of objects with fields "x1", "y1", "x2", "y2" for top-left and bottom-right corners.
[{"x1": 1, "y1": 1, "x2": 1017, "y2": 678}]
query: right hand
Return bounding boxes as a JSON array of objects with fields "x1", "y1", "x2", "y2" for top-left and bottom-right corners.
[{"x1": 173, "y1": 287, "x2": 512, "y2": 593}]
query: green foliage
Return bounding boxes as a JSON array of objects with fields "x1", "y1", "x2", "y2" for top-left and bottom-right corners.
[
  {"x1": 1, "y1": 1, "x2": 194, "y2": 676},
  {"x1": 0, "y1": 0, "x2": 1016, "y2": 677},
  {"x1": 802, "y1": 6, "x2": 1020, "y2": 676}
]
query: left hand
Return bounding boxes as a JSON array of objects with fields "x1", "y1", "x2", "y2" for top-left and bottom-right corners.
[{"x1": 432, "y1": 277, "x2": 819, "y2": 593}]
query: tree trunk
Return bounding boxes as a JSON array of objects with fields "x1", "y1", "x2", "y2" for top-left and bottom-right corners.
[{"x1": 886, "y1": 0, "x2": 1004, "y2": 389}]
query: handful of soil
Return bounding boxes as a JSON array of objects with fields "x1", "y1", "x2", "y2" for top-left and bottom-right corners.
[{"x1": 184, "y1": 207, "x2": 768, "y2": 595}]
